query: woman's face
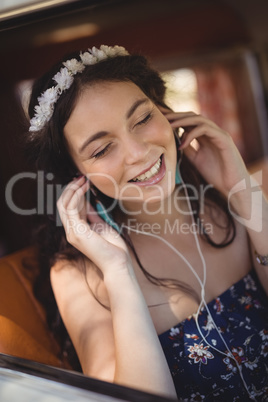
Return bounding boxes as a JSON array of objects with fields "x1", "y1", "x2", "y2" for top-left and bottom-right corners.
[{"x1": 64, "y1": 81, "x2": 177, "y2": 213}]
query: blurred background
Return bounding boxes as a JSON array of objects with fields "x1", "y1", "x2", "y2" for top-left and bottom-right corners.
[{"x1": 0, "y1": 0, "x2": 268, "y2": 256}]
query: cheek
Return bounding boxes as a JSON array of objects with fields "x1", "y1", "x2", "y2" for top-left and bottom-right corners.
[
  {"x1": 78, "y1": 155, "x2": 125, "y2": 198},
  {"x1": 87, "y1": 173, "x2": 120, "y2": 199},
  {"x1": 153, "y1": 116, "x2": 174, "y2": 145}
]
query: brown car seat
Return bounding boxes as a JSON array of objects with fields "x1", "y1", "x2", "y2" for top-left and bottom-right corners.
[{"x1": 0, "y1": 247, "x2": 69, "y2": 368}]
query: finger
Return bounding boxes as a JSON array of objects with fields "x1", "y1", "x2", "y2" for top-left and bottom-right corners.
[
  {"x1": 56, "y1": 181, "x2": 124, "y2": 265},
  {"x1": 164, "y1": 112, "x2": 198, "y2": 126},
  {"x1": 58, "y1": 191, "x2": 129, "y2": 269},
  {"x1": 157, "y1": 105, "x2": 173, "y2": 115},
  {"x1": 66, "y1": 217, "x2": 125, "y2": 269},
  {"x1": 164, "y1": 111, "x2": 198, "y2": 121},
  {"x1": 166, "y1": 113, "x2": 218, "y2": 130},
  {"x1": 182, "y1": 143, "x2": 198, "y2": 164},
  {"x1": 62, "y1": 182, "x2": 118, "y2": 238},
  {"x1": 179, "y1": 124, "x2": 228, "y2": 150},
  {"x1": 67, "y1": 179, "x2": 89, "y2": 212},
  {"x1": 58, "y1": 185, "x2": 89, "y2": 232},
  {"x1": 57, "y1": 176, "x2": 86, "y2": 212},
  {"x1": 57, "y1": 177, "x2": 89, "y2": 226},
  {"x1": 164, "y1": 111, "x2": 198, "y2": 117}
]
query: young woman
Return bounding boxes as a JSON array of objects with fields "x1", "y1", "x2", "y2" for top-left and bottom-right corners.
[{"x1": 26, "y1": 45, "x2": 268, "y2": 401}]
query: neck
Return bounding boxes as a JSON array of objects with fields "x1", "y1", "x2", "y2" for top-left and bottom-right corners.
[{"x1": 118, "y1": 187, "x2": 192, "y2": 235}]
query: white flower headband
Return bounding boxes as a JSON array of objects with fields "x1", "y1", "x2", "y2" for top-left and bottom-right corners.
[{"x1": 29, "y1": 45, "x2": 129, "y2": 132}]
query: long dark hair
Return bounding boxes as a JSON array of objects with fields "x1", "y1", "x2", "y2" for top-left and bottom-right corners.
[{"x1": 26, "y1": 48, "x2": 236, "y2": 370}]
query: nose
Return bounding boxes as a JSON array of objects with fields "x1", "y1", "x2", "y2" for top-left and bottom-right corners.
[{"x1": 123, "y1": 135, "x2": 149, "y2": 165}]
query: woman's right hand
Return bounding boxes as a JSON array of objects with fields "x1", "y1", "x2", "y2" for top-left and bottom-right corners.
[
  {"x1": 56, "y1": 176, "x2": 177, "y2": 398},
  {"x1": 57, "y1": 176, "x2": 132, "y2": 279}
]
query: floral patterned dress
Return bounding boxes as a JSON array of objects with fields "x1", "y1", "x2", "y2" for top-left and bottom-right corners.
[{"x1": 158, "y1": 270, "x2": 268, "y2": 401}]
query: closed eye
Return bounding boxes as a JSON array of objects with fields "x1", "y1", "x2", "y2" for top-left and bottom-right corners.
[
  {"x1": 92, "y1": 111, "x2": 153, "y2": 158},
  {"x1": 136, "y1": 112, "x2": 153, "y2": 126},
  {"x1": 92, "y1": 143, "x2": 112, "y2": 159}
]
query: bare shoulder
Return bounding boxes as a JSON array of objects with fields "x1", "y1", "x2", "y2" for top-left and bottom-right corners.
[{"x1": 50, "y1": 258, "x2": 115, "y2": 382}]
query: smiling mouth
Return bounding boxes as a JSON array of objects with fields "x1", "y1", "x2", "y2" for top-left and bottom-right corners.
[{"x1": 130, "y1": 155, "x2": 163, "y2": 183}]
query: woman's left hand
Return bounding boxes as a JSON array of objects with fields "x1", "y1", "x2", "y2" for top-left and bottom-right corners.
[
  {"x1": 164, "y1": 111, "x2": 250, "y2": 197},
  {"x1": 163, "y1": 111, "x2": 268, "y2": 294}
]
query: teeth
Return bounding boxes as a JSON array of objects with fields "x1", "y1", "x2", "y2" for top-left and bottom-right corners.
[{"x1": 132, "y1": 157, "x2": 162, "y2": 182}]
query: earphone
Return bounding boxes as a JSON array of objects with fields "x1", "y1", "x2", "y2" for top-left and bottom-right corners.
[
  {"x1": 90, "y1": 149, "x2": 255, "y2": 400},
  {"x1": 126, "y1": 152, "x2": 255, "y2": 400},
  {"x1": 95, "y1": 201, "x2": 120, "y2": 232}
]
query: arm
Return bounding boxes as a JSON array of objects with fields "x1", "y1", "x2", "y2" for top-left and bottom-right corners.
[
  {"x1": 226, "y1": 170, "x2": 268, "y2": 293},
  {"x1": 163, "y1": 111, "x2": 268, "y2": 292},
  {"x1": 51, "y1": 258, "x2": 176, "y2": 397},
  {"x1": 50, "y1": 260, "x2": 116, "y2": 381},
  {"x1": 104, "y1": 265, "x2": 175, "y2": 393},
  {"x1": 55, "y1": 177, "x2": 177, "y2": 398}
]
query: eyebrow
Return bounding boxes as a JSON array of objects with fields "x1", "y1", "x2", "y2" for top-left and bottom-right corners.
[
  {"x1": 78, "y1": 97, "x2": 149, "y2": 154},
  {"x1": 126, "y1": 98, "x2": 149, "y2": 119},
  {"x1": 79, "y1": 131, "x2": 108, "y2": 154}
]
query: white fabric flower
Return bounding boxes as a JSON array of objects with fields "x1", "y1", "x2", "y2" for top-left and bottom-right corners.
[
  {"x1": 114, "y1": 45, "x2": 129, "y2": 56},
  {"x1": 34, "y1": 103, "x2": 53, "y2": 119},
  {"x1": 53, "y1": 67, "x2": 74, "y2": 92},
  {"x1": 99, "y1": 45, "x2": 114, "y2": 56},
  {"x1": 79, "y1": 51, "x2": 98, "y2": 65},
  {"x1": 29, "y1": 116, "x2": 43, "y2": 132},
  {"x1": 34, "y1": 102, "x2": 53, "y2": 123},
  {"x1": 29, "y1": 104, "x2": 53, "y2": 131},
  {"x1": 100, "y1": 45, "x2": 129, "y2": 57},
  {"x1": 38, "y1": 87, "x2": 58, "y2": 105},
  {"x1": 63, "y1": 59, "x2": 85, "y2": 74},
  {"x1": 91, "y1": 46, "x2": 106, "y2": 60},
  {"x1": 29, "y1": 45, "x2": 130, "y2": 133}
]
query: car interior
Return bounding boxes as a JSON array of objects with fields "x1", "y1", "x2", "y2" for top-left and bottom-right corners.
[{"x1": 0, "y1": 0, "x2": 267, "y2": 399}]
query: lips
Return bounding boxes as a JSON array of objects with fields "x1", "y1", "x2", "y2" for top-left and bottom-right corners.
[
  {"x1": 128, "y1": 154, "x2": 166, "y2": 186},
  {"x1": 130, "y1": 156, "x2": 162, "y2": 182}
]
